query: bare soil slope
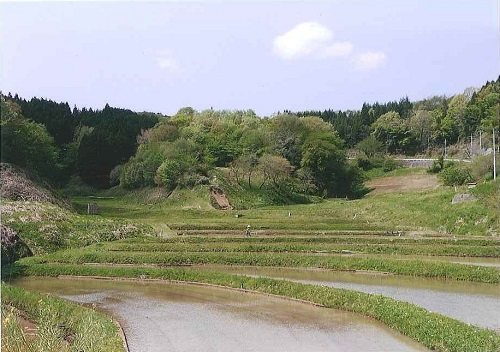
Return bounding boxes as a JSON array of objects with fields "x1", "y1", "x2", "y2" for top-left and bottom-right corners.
[{"x1": 365, "y1": 171, "x2": 439, "y2": 195}]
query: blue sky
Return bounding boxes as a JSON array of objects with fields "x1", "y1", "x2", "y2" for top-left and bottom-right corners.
[{"x1": 1, "y1": 0, "x2": 499, "y2": 116}]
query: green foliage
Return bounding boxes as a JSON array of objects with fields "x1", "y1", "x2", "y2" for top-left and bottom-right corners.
[
  {"x1": 439, "y1": 164, "x2": 473, "y2": 186},
  {"x1": 119, "y1": 144, "x2": 165, "y2": 189},
  {"x1": 155, "y1": 159, "x2": 182, "y2": 189},
  {"x1": 371, "y1": 111, "x2": 419, "y2": 155},
  {"x1": 428, "y1": 155, "x2": 445, "y2": 174},
  {"x1": 356, "y1": 135, "x2": 384, "y2": 158},
  {"x1": 382, "y1": 158, "x2": 401, "y2": 172},
  {"x1": 4, "y1": 95, "x2": 160, "y2": 187},
  {"x1": 470, "y1": 155, "x2": 494, "y2": 181},
  {"x1": 1, "y1": 98, "x2": 60, "y2": 181},
  {"x1": 300, "y1": 132, "x2": 348, "y2": 197}
]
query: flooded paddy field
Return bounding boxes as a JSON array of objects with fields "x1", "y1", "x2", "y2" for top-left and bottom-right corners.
[
  {"x1": 12, "y1": 277, "x2": 428, "y2": 352},
  {"x1": 193, "y1": 266, "x2": 500, "y2": 332}
]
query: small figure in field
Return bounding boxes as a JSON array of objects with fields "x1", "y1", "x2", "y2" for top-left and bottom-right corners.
[{"x1": 245, "y1": 225, "x2": 251, "y2": 237}]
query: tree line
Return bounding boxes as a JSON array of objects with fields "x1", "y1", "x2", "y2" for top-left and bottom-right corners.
[
  {"x1": 120, "y1": 108, "x2": 365, "y2": 198},
  {"x1": 291, "y1": 76, "x2": 500, "y2": 155},
  {"x1": 1, "y1": 94, "x2": 160, "y2": 187},
  {"x1": 1, "y1": 76, "x2": 498, "y2": 199}
]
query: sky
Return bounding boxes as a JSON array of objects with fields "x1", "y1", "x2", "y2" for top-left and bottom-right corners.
[{"x1": 1, "y1": 0, "x2": 499, "y2": 117}]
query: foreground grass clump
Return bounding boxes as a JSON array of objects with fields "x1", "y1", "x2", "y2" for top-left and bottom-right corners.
[
  {"x1": 20, "y1": 248, "x2": 499, "y2": 283},
  {"x1": 1, "y1": 284, "x2": 124, "y2": 352},
  {"x1": 5, "y1": 265, "x2": 499, "y2": 352}
]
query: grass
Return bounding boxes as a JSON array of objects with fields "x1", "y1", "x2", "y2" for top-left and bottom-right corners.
[
  {"x1": 114, "y1": 235, "x2": 499, "y2": 246},
  {"x1": 93, "y1": 239, "x2": 500, "y2": 257},
  {"x1": 1, "y1": 284, "x2": 124, "y2": 352},
  {"x1": 8, "y1": 246, "x2": 499, "y2": 283},
  {"x1": 1, "y1": 201, "x2": 154, "y2": 255},
  {"x1": 3, "y1": 265, "x2": 498, "y2": 352},
  {"x1": 3, "y1": 168, "x2": 499, "y2": 352},
  {"x1": 66, "y1": 170, "x2": 499, "y2": 237}
]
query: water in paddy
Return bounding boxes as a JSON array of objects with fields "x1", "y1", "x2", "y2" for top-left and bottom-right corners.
[
  {"x1": 12, "y1": 277, "x2": 427, "y2": 352},
  {"x1": 194, "y1": 266, "x2": 500, "y2": 332}
]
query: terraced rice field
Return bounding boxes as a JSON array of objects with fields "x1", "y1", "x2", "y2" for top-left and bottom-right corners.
[{"x1": 5, "y1": 231, "x2": 500, "y2": 352}]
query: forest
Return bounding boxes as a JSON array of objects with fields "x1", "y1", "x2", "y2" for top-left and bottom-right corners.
[{"x1": 1, "y1": 76, "x2": 499, "y2": 200}]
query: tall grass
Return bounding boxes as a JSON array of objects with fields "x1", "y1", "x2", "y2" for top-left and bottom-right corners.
[
  {"x1": 1, "y1": 284, "x2": 124, "y2": 352},
  {"x1": 9, "y1": 250, "x2": 500, "y2": 283},
  {"x1": 97, "y1": 241, "x2": 500, "y2": 257}
]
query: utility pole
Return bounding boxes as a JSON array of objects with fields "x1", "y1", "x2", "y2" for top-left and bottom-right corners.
[
  {"x1": 470, "y1": 134, "x2": 473, "y2": 158},
  {"x1": 479, "y1": 130, "x2": 482, "y2": 151},
  {"x1": 444, "y1": 138, "x2": 447, "y2": 159},
  {"x1": 494, "y1": 128, "x2": 497, "y2": 180}
]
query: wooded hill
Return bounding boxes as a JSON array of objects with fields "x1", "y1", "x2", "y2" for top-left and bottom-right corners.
[{"x1": 1, "y1": 76, "x2": 498, "y2": 199}]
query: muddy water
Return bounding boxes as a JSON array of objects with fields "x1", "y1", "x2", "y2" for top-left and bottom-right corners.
[
  {"x1": 12, "y1": 277, "x2": 428, "y2": 352},
  {"x1": 199, "y1": 266, "x2": 500, "y2": 332}
]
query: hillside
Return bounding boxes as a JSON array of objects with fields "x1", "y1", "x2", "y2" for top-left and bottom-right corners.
[{"x1": 0, "y1": 163, "x2": 155, "y2": 264}]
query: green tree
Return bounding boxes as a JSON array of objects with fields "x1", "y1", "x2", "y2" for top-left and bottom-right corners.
[
  {"x1": 300, "y1": 132, "x2": 347, "y2": 197},
  {"x1": 230, "y1": 153, "x2": 259, "y2": 188},
  {"x1": 258, "y1": 154, "x2": 293, "y2": 189},
  {"x1": 269, "y1": 114, "x2": 306, "y2": 167},
  {"x1": 1, "y1": 98, "x2": 59, "y2": 180},
  {"x1": 371, "y1": 111, "x2": 419, "y2": 155},
  {"x1": 408, "y1": 110, "x2": 434, "y2": 150},
  {"x1": 356, "y1": 135, "x2": 384, "y2": 158}
]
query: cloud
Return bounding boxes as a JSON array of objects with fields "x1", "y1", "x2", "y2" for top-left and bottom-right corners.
[
  {"x1": 155, "y1": 50, "x2": 179, "y2": 72},
  {"x1": 273, "y1": 22, "x2": 387, "y2": 71},
  {"x1": 274, "y1": 22, "x2": 347, "y2": 60},
  {"x1": 353, "y1": 51, "x2": 387, "y2": 70}
]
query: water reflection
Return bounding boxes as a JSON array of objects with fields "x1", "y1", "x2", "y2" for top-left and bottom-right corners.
[
  {"x1": 12, "y1": 277, "x2": 427, "y2": 352},
  {"x1": 201, "y1": 266, "x2": 500, "y2": 332}
]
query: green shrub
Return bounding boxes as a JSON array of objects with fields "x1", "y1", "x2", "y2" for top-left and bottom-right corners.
[
  {"x1": 470, "y1": 155, "x2": 494, "y2": 181},
  {"x1": 382, "y1": 158, "x2": 401, "y2": 172},
  {"x1": 155, "y1": 159, "x2": 181, "y2": 189},
  {"x1": 439, "y1": 165, "x2": 473, "y2": 186},
  {"x1": 428, "y1": 155, "x2": 444, "y2": 174},
  {"x1": 356, "y1": 156, "x2": 373, "y2": 170}
]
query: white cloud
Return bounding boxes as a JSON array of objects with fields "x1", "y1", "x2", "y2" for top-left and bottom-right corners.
[
  {"x1": 353, "y1": 51, "x2": 387, "y2": 71},
  {"x1": 155, "y1": 50, "x2": 179, "y2": 72},
  {"x1": 273, "y1": 22, "x2": 337, "y2": 60},
  {"x1": 273, "y1": 22, "x2": 387, "y2": 71}
]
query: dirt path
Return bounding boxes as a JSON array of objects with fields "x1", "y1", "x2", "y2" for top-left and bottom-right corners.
[{"x1": 365, "y1": 172, "x2": 439, "y2": 195}]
